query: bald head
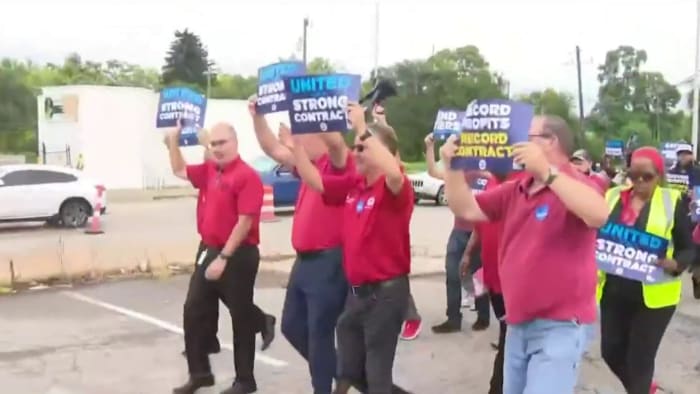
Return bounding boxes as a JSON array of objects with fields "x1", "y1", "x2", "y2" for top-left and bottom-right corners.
[
  {"x1": 208, "y1": 122, "x2": 239, "y2": 164},
  {"x1": 531, "y1": 115, "x2": 575, "y2": 157}
]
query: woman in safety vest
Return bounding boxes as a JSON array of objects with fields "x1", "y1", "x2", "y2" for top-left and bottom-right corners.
[{"x1": 598, "y1": 147, "x2": 694, "y2": 394}]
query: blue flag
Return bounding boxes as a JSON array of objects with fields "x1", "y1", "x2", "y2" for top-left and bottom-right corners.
[
  {"x1": 596, "y1": 221, "x2": 672, "y2": 284},
  {"x1": 450, "y1": 99, "x2": 533, "y2": 173},
  {"x1": 432, "y1": 108, "x2": 464, "y2": 141},
  {"x1": 285, "y1": 73, "x2": 361, "y2": 134},
  {"x1": 605, "y1": 139, "x2": 624, "y2": 157},
  {"x1": 256, "y1": 61, "x2": 306, "y2": 114},
  {"x1": 156, "y1": 87, "x2": 207, "y2": 146}
]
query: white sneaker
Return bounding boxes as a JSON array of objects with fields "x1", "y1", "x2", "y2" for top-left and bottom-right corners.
[{"x1": 461, "y1": 295, "x2": 474, "y2": 309}]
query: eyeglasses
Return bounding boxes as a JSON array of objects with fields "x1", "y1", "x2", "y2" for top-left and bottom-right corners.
[
  {"x1": 527, "y1": 133, "x2": 553, "y2": 141},
  {"x1": 210, "y1": 139, "x2": 229, "y2": 148},
  {"x1": 352, "y1": 144, "x2": 365, "y2": 153},
  {"x1": 627, "y1": 171, "x2": 656, "y2": 182}
]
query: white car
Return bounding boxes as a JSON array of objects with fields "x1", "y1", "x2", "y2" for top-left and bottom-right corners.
[
  {"x1": 0, "y1": 164, "x2": 107, "y2": 227},
  {"x1": 408, "y1": 161, "x2": 446, "y2": 205}
]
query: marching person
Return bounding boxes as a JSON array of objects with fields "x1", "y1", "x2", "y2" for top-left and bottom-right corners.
[
  {"x1": 570, "y1": 149, "x2": 609, "y2": 191},
  {"x1": 292, "y1": 102, "x2": 414, "y2": 394},
  {"x1": 167, "y1": 121, "x2": 271, "y2": 394},
  {"x1": 424, "y1": 133, "x2": 488, "y2": 334},
  {"x1": 373, "y1": 106, "x2": 422, "y2": 342},
  {"x1": 249, "y1": 99, "x2": 350, "y2": 394},
  {"x1": 598, "y1": 147, "x2": 694, "y2": 394},
  {"x1": 173, "y1": 128, "x2": 276, "y2": 359},
  {"x1": 424, "y1": 134, "x2": 488, "y2": 332},
  {"x1": 441, "y1": 115, "x2": 609, "y2": 394}
]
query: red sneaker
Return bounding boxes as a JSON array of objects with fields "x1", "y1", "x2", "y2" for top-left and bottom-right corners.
[
  {"x1": 400, "y1": 319, "x2": 422, "y2": 341},
  {"x1": 650, "y1": 381, "x2": 658, "y2": 394}
]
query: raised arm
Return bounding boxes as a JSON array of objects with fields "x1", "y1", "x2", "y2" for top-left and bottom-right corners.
[
  {"x1": 424, "y1": 134, "x2": 444, "y2": 180},
  {"x1": 165, "y1": 121, "x2": 188, "y2": 180},
  {"x1": 291, "y1": 137, "x2": 324, "y2": 193},
  {"x1": 440, "y1": 135, "x2": 490, "y2": 222},
  {"x1": 248, "y1": 96, "x2": 295, "y2": 168},
  {"x1": 512, "y1": 142, "x2": 609, "y2": 228}
]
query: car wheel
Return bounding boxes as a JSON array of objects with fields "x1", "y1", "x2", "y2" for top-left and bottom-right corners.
[
  {"x1": 436, "y1": 186, "x2": 447, "y2": 206},
  {"x1": 60, "y1": 199, "x2": 91, "y2": 228}
]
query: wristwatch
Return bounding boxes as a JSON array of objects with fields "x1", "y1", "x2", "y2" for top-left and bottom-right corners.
[
  {"x1": 543, "y1": 166, "x2": 559, "y2": 186},
  {"x1": 359, "y1": 128, "x2": 374, "y2": 141}
]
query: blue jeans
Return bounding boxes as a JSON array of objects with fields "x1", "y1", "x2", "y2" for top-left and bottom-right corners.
[
  {"x1": 281, "y1": 248, "x2": 348, "y2": 394},
  {"x1": 504, "y1": 319, "x2": 590, "y2": 394},
  {"x1": 445, "y1": 228, "x2": 470, "y2": 323}
]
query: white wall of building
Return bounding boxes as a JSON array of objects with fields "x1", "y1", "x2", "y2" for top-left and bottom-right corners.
[{"x1": 37, "y1": 86, "x2": 289, "y2": 190}]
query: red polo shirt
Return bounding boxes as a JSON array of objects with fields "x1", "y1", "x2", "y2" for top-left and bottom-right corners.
[
  {"x1": 187, "y1": 158, "x2": 264, "y2": 248},
  {"x1": 292, "y1": 154, "x2": 355, "y2": 252},
  {"x1": 475, "y1": 165, "x2": 598, "y2": 324},
  {"x1": 322, "y1": 173, "x2": 414, "y2": 285},
  {"x1": 195, "y1": 190, "x2": 206, "y2": 235}
]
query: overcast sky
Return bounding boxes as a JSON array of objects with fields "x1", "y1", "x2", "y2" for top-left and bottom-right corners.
[{"x1": 1, "y1": 0, "x2": 697, "y2": 111}]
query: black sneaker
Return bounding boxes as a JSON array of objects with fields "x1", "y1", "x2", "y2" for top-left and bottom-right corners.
[
  {"x1": 220, "y1": 379, "x2": 257, "y2": 394},
  {"x1": 431, "y1": 320, "x2": 461, "y2": 334},
  {"x1": 261, "y1": 314, "x2": 276, "y2": 351},
  {"x1": 172, "y1": 374, "x2": 215, "y2": 394},
  {"x1": 472, "y1": 319, "x2": 490, "y2": 331},
  {"x1": 693, "y1": 276, "x2": 700, "y2": 300}
]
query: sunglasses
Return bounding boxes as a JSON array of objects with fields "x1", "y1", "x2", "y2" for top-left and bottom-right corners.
[
  {"x1": 527, "y1": 133, "x2": 553, "y2": 141},
  {"x1": 627, "y1": 171, "x2": 656, "y2": 182}
]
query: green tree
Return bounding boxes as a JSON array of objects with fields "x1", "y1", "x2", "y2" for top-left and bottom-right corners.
[
  {"x1": 210, "y1": 74, "x2": 258, "y2": 99},
  {"x1": 378, "y1": 46, "x2": 505, "y2": 160},
  {"x1": 306, "y1": 57, "x2": 336, "y2": 74},
  {"x1": 588, "y1": 45, "x2": 684, "y2": 143},
  {"x1": 161, "y1": 29, "x2": 213, "y2": 90}
]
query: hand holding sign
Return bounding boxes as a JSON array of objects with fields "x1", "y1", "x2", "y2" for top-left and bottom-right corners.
[
  {"x1": 247, "y1": 95, "x2": 259, "y2": 117},
  {"x1": 657, "y1": 258, "x2": 679, "y2": 274},
  {"x1": 440, "y1": 134, "x2": 460, "y2": 165},
  {"x1": 424, "y1": 134, "x2": 435, "y2": 149},
  {"x1": 512, "y1": 142, "x2": 549, "y2": 181},
  {"x1": 347, "y1": 102, "x2": 367, "y2": 132}
]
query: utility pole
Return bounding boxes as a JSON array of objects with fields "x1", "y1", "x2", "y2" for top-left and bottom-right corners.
[
  {"x1": 575, "y1": 45, "x2": 585, "y2": 132},
  {"x1": 373, "y1": 1, "x2": 380, "y2": 77},
  {"x1": 302, "y1": 17, "x2": 309, "y2": 66},
  {"x1": 692, "y1": 0, "x2": 700, "y2": 155}
]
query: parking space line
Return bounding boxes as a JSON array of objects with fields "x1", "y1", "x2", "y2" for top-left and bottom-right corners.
[{"x1": 63, "y1": 291, "x2": 288, "y2": 368}]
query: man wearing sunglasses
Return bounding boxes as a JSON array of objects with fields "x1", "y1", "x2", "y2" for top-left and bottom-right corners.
[
  {"x1": 292, "y1": 102, "x2": 413, "y2": 394},
  {"x1": 441, "y1": 115, "x2": 609, "y2": 394}
]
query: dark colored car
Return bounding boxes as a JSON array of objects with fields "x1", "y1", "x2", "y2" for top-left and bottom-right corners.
[{"x1": 250, "y1": 156, "x2": 300, "y2": 208}]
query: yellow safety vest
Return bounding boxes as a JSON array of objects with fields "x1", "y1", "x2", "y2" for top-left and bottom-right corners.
[{"x1": 596, "y1": 186, "x2": 682, "y2": 309}]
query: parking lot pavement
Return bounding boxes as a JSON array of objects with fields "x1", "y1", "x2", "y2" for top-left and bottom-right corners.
[
  {"x1": 0, "y1": 200, "x2": 451, "y2": 284},
  {"x1": 3, "y1": 271, "x2": 700, "y2": 394}
]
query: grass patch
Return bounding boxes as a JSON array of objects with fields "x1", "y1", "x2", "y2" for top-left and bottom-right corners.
[{"x1": 403, "y1": 161, "x2": 426, "y2": 173}]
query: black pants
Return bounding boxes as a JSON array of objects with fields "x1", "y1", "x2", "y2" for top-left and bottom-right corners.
[
  {"x1": 600, "y1": 288, "x2": 675, "y2": 394},
  {"x1": 194, "y1": 241, "x2": 220, "y2": 349},
  {"x1": 336, "y1": 276, "x2": 410, "y2": 394},
  {"x1": 183, "y1": 244, "x2": 264, "y2": 384},
  {"x1": 488, "y1": 293, "x2": 506, "y2": 394}
]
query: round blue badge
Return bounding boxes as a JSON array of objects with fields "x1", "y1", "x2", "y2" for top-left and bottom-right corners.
[
  {"x1": 356, "y1": 199, "x2": 365, "y2": 213},
  {"x1": 534, "y1": 204, "x2": 549, "y2": 221}
]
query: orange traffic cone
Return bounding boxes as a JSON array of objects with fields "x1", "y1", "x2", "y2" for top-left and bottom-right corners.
[
  {"x1": 261, "y1": 185, "x2": 278, "y2": 222},
  {"x1": 85, "y1": 185, "x2": 105, "y2": 234}
]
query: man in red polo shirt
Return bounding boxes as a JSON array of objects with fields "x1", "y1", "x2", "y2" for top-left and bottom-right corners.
[
  {"x1": 441, "y1": 115, "x2": 609, "y2": 394},
  {"x1": 570, "y1": 149, "x2": 609, "y2": 192},
  {"x1": 166, "y1": 122, "x2": 268, "y2": 394},
  {"x1": 249, "y1": 99, "x2": 351, "y2": 394},
  {"x1": 292, "y1": 103, "x2": 413, "y2": 394}
]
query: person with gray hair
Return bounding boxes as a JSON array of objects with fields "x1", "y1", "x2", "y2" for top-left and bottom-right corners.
[{"x1": 441, "y1": 115, "x2": 609, "y2": 393}]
